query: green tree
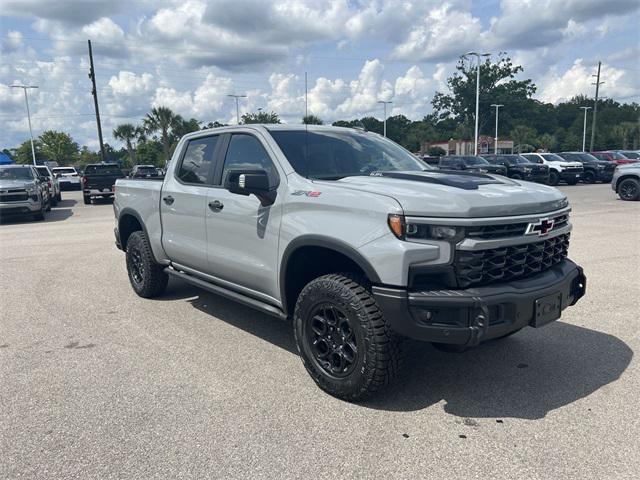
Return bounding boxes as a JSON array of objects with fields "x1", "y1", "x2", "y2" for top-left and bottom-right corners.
[
  {"x1": 143, "y1": 106, "x2": 181, "y2": 164},
  {"x1": 432, "y1": 54, "x2": 536, "y2": 136},
  {"x1": 302, "y1": 115, "x2": 323, "y2": 125},
  {"x1": 241, "y1": 111, "x2": 281, "y2": 124},
  {"x1": 510, "y1": 125, "x2": 538, "y2": 152},
  {"x1": 76, "y1": 146, "x2": 101, "y2": 168},
  {"x1": 38, "y1": 130, "x2": 79, "y2": 165},
  {"x1": 135, "y1": 140, "x2": 164, "y2": 166},
  {"x1": 203, "y1": 121, "x2": 227, "y2": 129},
  {"x1": 173, "y1": 117, "x2": 201, "y2": 138},
  {"x1": 428, "y1": 146, "x2": 446, "y2": 156},
  {"x1": 113, "y1": 123, "x2": 138, "y2": 165},
  {"x1": 537, "y1": 133, "x2": 557, "y2": 152},
  {"x1": 10, "y1": 139, "x2": 45, "y2": 164}
]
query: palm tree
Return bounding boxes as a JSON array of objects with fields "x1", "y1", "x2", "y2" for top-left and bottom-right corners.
[
  {"x1": 113, "y1": 123, "x2": 138, "y2": 165},
  {"x1": 143, "y1": 106, "x2": 180, "y2": 164}
]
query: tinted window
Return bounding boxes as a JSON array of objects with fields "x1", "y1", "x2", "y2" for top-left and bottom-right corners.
[
  {"x1": 84, "y1": 164, "x2": 123, "y2": 175},
  {"x1": 36, "y1": 167, "x2": 51, "y2": 177},
  {"x1": 52, "y1": 168, "x2": 76, "y2": 174},
  {"x1": 439, "y1": 157, "x2": 454, "y2": 167},
  {"x1": 222, "y1": 134, "x2": 274, "y2": 182},
  {"x1": 522, "y1": 154, "x2": 542, "y2": 164},
  {"x1": 541, "y1": 154, "x2": 565, "y2": 162},
  {"x1": 462, "y1": 156, "x2": 489, "y2": 165},
  {"x1": 177, "y1": 136, "x2": 218, "y2": 184}
]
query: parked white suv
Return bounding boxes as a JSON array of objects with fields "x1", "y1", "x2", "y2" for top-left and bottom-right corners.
[
  {"x1": 51, "y1": 167, "x2": 81, "y2": 190},
  {"x1": 522, "y1": 153, "x2": 583, "y2": 186}
]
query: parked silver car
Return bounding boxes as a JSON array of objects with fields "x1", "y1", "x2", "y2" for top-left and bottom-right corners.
[
  {"x1": 612, "y1": 163, "x2": 640, "y2": 201},
  {"x1": 35, "y1": 165, "x2": 61, "y2": 206},
  {"x1": 0, "y1": 165, "x2": 49, "y2": 221}
]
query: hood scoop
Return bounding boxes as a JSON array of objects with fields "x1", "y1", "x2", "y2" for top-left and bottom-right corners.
[{"x1": 376, "y1": 171, "x2": 506, "y2": 190}]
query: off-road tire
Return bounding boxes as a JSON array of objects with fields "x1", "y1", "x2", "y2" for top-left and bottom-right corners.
[
  {"x1": 293, "y1": 273, "x2": 402, "y2": 401},
  {"x1": 83, "y1": 195, "x2": 91, "y2": 205},
  {"x1": 618, "y1": 178, "x2": 640, "y2": 201},
  {"x1": 125, "y1": 230, "x2": 168, "y2": 298},
  {"x1": 33, "y1": 203, "x2": 45, "y2": 221},
  {"x1": 548, "y1": 171, "x2": 559, "y2": 186},
  {"x1": 582, "y1": 170, "x2": 595, "y2": 184}
]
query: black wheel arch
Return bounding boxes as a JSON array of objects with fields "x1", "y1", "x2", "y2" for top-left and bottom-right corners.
[
  {"x1": 118, "y1": 208, "x2": 149, "y2": 251},
  {"x1": 280, "y1": 235, "x2": 381, "y2": 316}
]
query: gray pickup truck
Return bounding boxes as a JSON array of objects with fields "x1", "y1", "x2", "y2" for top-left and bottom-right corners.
[{"x1": 114, "y1": 125, "x2": 586, "y2": 400}]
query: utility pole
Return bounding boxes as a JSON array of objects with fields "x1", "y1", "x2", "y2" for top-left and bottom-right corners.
[
  {"x1": 589, "y1": 61, "x2": 604, "y2": 152},
  {"x1": 580, "y1": 106, "x2": 591, "y2": 152},
  {"x1": 464, "y1": 52, "x2": 491, "y2": 155},
  {"x1": 87, "y1": 40, "x2": 107, "y2": 163},
  {"x1": 11, "y1": 84, "x2": 38, "y2": 165},
  {"x1": 490, "y1": 104, "x2": 503, "y2": 154},
  {"x1": 305, "y1": 72, "x2": 308, "y2": 120},
  {"x1": 377, "y1": 100, "x2": 393, "y2": 137},
  {"x1": 227, "y1": 94, "x2": 247, "y2": 124}
]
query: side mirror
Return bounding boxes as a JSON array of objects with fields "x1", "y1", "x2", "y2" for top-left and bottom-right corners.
[{"x1": 224, "y1": 169, "x2": 277, "y2": 206}]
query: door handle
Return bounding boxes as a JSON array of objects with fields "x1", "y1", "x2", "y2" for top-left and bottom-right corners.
[
  {"x1": 208, "y1": 200, "x2": 224, "y2": 211},
  {"x1": 163, "y1": 195, "x2": 174, "y2": 205}
]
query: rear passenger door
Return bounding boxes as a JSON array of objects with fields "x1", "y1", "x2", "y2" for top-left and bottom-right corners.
[
  {"x1": 160, "y1": 134, "x2": 221, "y2": 271},
  {"x1": 205, "y1": 132, "x2": 283, "y2": 304}
]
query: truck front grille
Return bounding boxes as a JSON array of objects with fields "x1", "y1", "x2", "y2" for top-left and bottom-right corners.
[
  {"x1": 0, "y1": 191, "x2": 29, "y2": 202},
  {"x1": 454, "y1": 233, "x2": 570, "y2": 287},
  {"x1": 466, "y1": 214, "x2": 569, "y2": 240}
]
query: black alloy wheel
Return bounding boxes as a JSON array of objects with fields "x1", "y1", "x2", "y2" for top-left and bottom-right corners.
[
  {"x1": 582, "y1": 170, "x2": 595, "y2": 184},
  {"x1": 548, "y1": 171, "x2": 559, "y2": 186},
  {"x1": 306, "y1": 304, "x2": 358, "y2": 378},
  {"x1": 618, "y1": 178, "x2": 640, "y2": 201}
]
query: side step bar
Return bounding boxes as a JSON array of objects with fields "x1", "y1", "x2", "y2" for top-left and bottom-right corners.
[{"x1": 164, "y1": 267, "x2": 287, "y2": 320}]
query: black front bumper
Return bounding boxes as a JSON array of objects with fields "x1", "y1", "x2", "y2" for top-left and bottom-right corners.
[
  {"x1": 373, "y1": 260, "x2": 586, "y2": 346},
  {"x1": 559, "y1": 171, "x2": 583, "y2": 181}
]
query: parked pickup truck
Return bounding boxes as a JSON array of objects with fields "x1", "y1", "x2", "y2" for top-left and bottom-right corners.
[
  {"x1": 114, "y1": 125, "x2": 587, "y2": 400},
  {"x1": 82, "y1": 163, "x2": 125, "y2": 204}
]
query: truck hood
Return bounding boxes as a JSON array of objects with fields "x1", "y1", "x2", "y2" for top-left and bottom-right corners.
[
  {"x1": 550, "y1": 161, "x2": 582, "y2": 168},
  {"x1": 0, "y1": 179, "x2": 35, "y2": 190},
  {"x1": 332, "y1": 171, "x2": 567, "y2": 217}
]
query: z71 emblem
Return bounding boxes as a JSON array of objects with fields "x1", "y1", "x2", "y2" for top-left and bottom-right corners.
[{"x1": 525, "y1": 218, "x2": 555, "y2": 236}]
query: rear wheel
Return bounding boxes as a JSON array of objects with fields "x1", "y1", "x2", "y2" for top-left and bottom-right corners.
[
  {"x1": 293, "y1": 273, "x2": 402, "y2": 401},
  {"x1": 56, "y1": 191, "x2": 62, "y2": 202},
  {"x1": 83, "y1": 194, "x2": 91, "y2": 205},
  {"x1": 511, "y1": 173, "x2": 522, "y2": 180},
  {"x1": 582, "y1": 170, "x2": 595, "y2": 184},
  {"x1": 126, "y1": 230, "x2": 168, "y2": 298},
  {"x1": 50, "y1": 193, "x2": 58, "y2": 207},
  {"x1": 618, "y1": 178, "x2": 640, "y2": 201},
  {"x1": 548, "y1": 171, "x2": 559, "y2": 186}
]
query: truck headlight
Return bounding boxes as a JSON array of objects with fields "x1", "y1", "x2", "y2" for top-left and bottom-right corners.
[
  {"x1": 596, "y1": 164, "x2": 605, "y2": 169},
  {"x1": 523, "y1": 167, "x2": 532, "y2": 172},
  {"x1": 26, "y1": 185, "x2": 38, "y2": 195}
]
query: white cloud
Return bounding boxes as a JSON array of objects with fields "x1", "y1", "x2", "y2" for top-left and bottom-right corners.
[
  {"x1": 539, "y1": 59, "x2": 638, "y2": 103},
  {"x1": 108, "y1": 71, "x2": 154, "y2": 96}
]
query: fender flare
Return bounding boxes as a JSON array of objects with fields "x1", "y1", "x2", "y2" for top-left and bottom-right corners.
[
  {"x1": 279, "y1": 235, "x2": 382, "y2": 314},
  {"x1": 117, "y1": 208, "x2": 149, "y2": 249}
]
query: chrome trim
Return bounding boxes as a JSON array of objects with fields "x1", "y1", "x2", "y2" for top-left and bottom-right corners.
[
  {"x1": 405, "y1": 206, "x2": 571, "y2": 227},
  {"x1": 457, "y1": 223, "x2": 572, "y2": 251},
  {"x1": 170, "y1": 262, "x2": 281, "y2": 307}
]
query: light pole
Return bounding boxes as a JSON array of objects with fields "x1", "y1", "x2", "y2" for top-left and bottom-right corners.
[
  {"x1": 580, "y1": 106, "x2": 591, "y2": 152},
  {"x1": 227, "y1": 94, "x2": 247, "y2": 124},
  {"x1": 490, "y1": 104, "x2": 503, "y2": 154},
  {"x1": 463, "y1": 52, "x2": 490, "y2": 155},
  {"x1": 11, "y1": 85, "x2": 39, "y2": 165},
  {"x1": 377, "y1": 100, "x2": 393, "y2": 137}
]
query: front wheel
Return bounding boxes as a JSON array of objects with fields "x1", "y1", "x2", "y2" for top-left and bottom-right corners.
[
  {"x1": 548, "y1": 171, "x2": 559, "y2": 186},
  {"x1": 125, "y1": 231, "x2": 168, "y2": 298},
  {"x1": 618, "y1": 178, "x2": 640, "y2": 201},
  {"x1": 510, "y1": 173, "x2": 522, "y2": 180},
  {"x1": 293, "y1": 274, "x2": 402, "y2": 401},
  {"x1": 582, "y1": 171, "x2": 595, "y2": 184}
]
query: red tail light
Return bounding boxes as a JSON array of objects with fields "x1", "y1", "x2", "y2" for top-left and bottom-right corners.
[
  {"x1": 48, "y1": 180, "x2": 52, "y2": 188},
  {"x1": 82, "y1": 176, "x2": 88, "y2": 185}
]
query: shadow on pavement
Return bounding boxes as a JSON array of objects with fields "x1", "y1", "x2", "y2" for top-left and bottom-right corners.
[{"x1": 160, "y1": 278, "x2": 632, "y2": 420}]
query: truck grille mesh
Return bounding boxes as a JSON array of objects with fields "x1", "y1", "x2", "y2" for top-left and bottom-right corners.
[
  {"x1": 454, "y1": 233, "x2": 570, "y2": 287},
  {"x1": 466, "y1": 214, "x2": 569, "y2": 240},
  {"x1": 0, "y1": 193, "x2": 29, "y2": 202}
]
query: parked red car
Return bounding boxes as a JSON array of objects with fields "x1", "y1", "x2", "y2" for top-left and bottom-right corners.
[{"x1": 591, "y1": 151, "x2": 638, "y2": 165}]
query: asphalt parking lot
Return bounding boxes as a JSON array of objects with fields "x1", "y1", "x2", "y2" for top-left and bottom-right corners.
[{"x1": 1, "y1": 185, "x2": 638, "y2": 479}]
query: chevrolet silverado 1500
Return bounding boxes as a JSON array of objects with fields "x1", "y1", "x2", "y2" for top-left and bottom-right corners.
[{"x1": 114, "y1": 125, "x2": 586, "y2": 400}]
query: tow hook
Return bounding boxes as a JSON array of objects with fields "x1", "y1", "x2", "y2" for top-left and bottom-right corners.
[{"x1": 467, "y1": 300, "x2": 490, "y2": 346}]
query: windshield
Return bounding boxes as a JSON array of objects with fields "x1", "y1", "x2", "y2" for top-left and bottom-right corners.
[
  {"x1": 541, "y1": 153, "x2": 565, "y2": 162},
  {"x1": 269, "y1": 129, "x2": 428, "y2": 179},
  {"x1": 36, "y1": 167, "x2": 51, "y2": 177},
  {"x1": 0, "y1": 167, "x2": 34, "y2": 180},
  {"x1": 52, "y1": 168, "x2": 75, "y2": 174},
  {"x1": 502, "y1": 155, "x2": 531, "y2": 164},
  {"x1": 462, "y1": 156, "x2": 489, "y2": 165},
  {"x1": 560, "y1": 153, "x2": 599, "y2": 163},
  {"x1": 84, "y1": 164, "x2": 123, "y2": 175}
]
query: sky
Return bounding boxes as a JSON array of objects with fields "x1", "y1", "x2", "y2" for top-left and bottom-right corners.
[{"x1": 1, "y1": 0, "x2": 639, "y2": 150}]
